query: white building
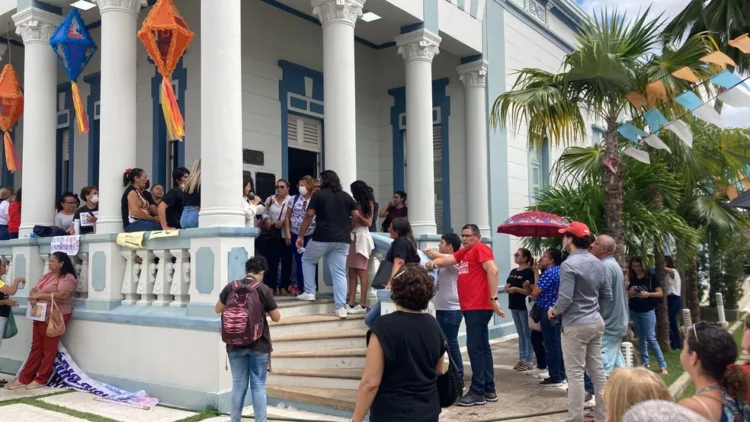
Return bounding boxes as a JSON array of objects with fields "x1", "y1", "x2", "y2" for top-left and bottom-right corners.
[{"x1": 0, "y1": 0, "x2": 593, "y2": 415}]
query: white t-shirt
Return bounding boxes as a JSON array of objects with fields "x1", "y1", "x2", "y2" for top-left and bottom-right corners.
[
  {"x1": 433, "y1": 263, "x2": 460, "y2": 311},
  {"x1": 55, "y1": 212, "x2": 75, "y2": 232},
  {"x1": 0, "y1": 200, "x2": 8, "y2": 225},
  {"x1": 665, "y1": 270, "x2": 681, "y2": 297}
]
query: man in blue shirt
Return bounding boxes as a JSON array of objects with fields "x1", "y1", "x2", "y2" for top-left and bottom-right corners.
[{"x1": 531, "y1": 248, "x2": 565, "y2": 387}]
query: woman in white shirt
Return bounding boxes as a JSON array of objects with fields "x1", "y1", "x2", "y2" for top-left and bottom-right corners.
[
  {"x1": 242, "y1": 180, "x2": 264, "y2": 228},
  {"x1": 0, "y1": 187, "x2": 12, "y2": 240},
  {"x1": 285, "y1": 176, "x2": 316, "y2": 295},
  {"x1": 664, "y1": 256, "x2": 682, "y2": 350},
  {"x1": 54, "y1": 192, "x2": 78, "y2": 234}
]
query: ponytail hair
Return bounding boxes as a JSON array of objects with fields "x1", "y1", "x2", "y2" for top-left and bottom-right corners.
[
  {"x1": 686, "y1": 324, "x2": 749, "y2": 402},
  {"x1": 123, "y1": 168, "x2": 145, "y2": 187}
]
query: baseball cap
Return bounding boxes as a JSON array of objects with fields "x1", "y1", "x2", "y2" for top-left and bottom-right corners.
[{"x1": 559, "y1": 221, "x2": 590, "y2": 238}]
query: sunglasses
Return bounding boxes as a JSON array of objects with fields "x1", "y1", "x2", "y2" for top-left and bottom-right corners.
[
  {"x1": 685, "y1": 322, "x2": 707, "y2": 344},
  {"x1": 275, "y1": 186, "x2": 287, "y2": 190}
]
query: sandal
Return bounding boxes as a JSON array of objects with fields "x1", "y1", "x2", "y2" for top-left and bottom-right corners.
[
  {"x1": 25, "y1": 381, "x2": 45, "y2": 390},
  {"x1": 7, "y1": 380, "x2": 26, "y2": 390}
]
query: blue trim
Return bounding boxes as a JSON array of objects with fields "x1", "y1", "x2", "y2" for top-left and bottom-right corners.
[
  {"x1": 55, "y1": 83, "x2": 73, "y2": 195},
  {"x1": 387, "y1": 86, "x2": 405, "y2": 192},
  {"x1": 0, "y1": 37, "x2": 23, "y2": 48},
  {"x1": 84, "y1": 72, "x2": 101, "y2": 186},
  {"x1": 424, "y1": 0, "x2": 438, "y2": 33},
  {"x1": 1, "y1": 128, "x2": 15, "y2": 188},
  {"x1": 401, "y1": 23, "x2": 425, "y2": 34},
  {"x1": 470, "y1": 0, "x2": 480, "y2": 17},
  {"x1": 195, "y1": 247, "x2": 215, "y2": 294},
  {"x1": 458, "y1": 0, "x2": 466, "y2": 9},
  {"x1": 498, "y1": 0, "x2": 575, "y2": 53},
  {"x1": 541, "y1": 139, "x2": 550, "y2": 188},
  {"x1": 151, "y1": 58, "x2": 187, "y2": 187},
  {"x1": 227, "y1": 247, "x2": 248, "y2": 284},
  {"x1": 91, "y1": 251, "x2": 106, "y2": 292},
  {"x1": 278, "y1": 60, "x2": 324, "y2": 179},
  {"x1": 461, "y1": 54, "x2": 484, "y2": 64},
  {"x1": 86, "y1": 20, "x2": 101, "y2": 30},
  {"x1": 32, "y1": 0, "x2": 63, "y2": 15}
]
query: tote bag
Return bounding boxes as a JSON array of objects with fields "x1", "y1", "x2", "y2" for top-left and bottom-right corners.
[
  {"x1": 370, "y1": 261, "x2": 394, "y2": 290},
  {"x1": 2, "y1": 312, "x2": 17, "y2": 339},
  {"x1": 46, "y1": 294, "x2": 66, "y2": 338},
  {"x1": 437, "y1": 340, "x2": 464, "y2": 407}
]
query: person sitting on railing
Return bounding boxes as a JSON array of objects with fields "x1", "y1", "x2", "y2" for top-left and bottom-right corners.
[
  {"x1": 73, "y1": 186, "x2": 98, "y2": 235},
  {"x1": 121, "y1": 168, "x2": 161, "y2": 233},
  {"x1": 149, "y1": 183, "x2": 164, "y2": 210},
  {"x1": 159, "y1": 167, "x2": 190, "y2": 230},
  {"x1": 8, "y1": 188, "x2": 20, "y2": 239},
  {"x1": 55, "y1": 192, "x2": 78, "y2": 235}
]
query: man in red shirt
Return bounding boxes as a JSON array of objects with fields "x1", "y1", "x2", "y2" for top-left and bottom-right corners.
[{"x1": 426, "y1": 224, "x2": 507, "y2": 407}]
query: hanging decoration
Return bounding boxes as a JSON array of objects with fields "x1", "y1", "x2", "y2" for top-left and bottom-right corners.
[
  {"x1": 700, "y1": 51, "x2": 737, "y2": 69},
  {"x1": 729, "y1": 34, "x2": 750, "y2": 54},
  {"x1": 625, "y1": 92, "x2": 647, "y2": 110},
  {"x1": 0, "y1": 64, "x2": 23, "y2": 172},
  {"x1": 138, "y1": 0, "x2": 194, "y2": 141},
  {"x1": 672, "y1": 67, "x2": 700, "y2": 83},
  {"x1": 664, "y1": 120, "x2": 693, "y2": 147},
  {"x1": 50, "y1": 8, "x2": 97, "y2": 135},
  {"x1": 645, "y1": 80, "x2": 668, "y2": 107}
]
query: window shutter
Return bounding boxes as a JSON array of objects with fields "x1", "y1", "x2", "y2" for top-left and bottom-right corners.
[
  {"x1": 63, "y1": 130, "x2": 70, "y2": 163},
  {"x1": 288, "y1": 116, "x2": 321, "y2": 150},
  {"x1": 433, "y1": 126, "x2": 444, "y2": 232}
]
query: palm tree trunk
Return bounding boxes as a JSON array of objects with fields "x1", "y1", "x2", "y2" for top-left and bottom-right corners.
[
  {"x1": 685, "y1": 263, "x2": 701, "y2": 323},
  {"x1": 603, "y1": 128, "x2": 627, "y2": 270}
]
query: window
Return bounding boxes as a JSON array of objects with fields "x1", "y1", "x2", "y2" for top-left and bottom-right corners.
[
  {"x1": 403, "y1": 125, "x2": 445, "y2": 232},
  {"x1": 62, "y1": 129, "x2": 70, "y2": 193},
  {"x1": 288, "y1": 115, "x2": 322, "y2": 152},
  {"x1": 529, "y1": 148, "x2": 543, "y2": 206}
]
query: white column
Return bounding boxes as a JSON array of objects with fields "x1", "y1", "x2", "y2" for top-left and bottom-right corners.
[
  {"x1": 93, "y1": 0, "x2": 145, "y2": 233},
  {"x1": 12, "y1": 8, "x2": 60, "y2": 236},
  {"x1": 199, "y1": 0, "x2": 244, "y2": 227},
  {"x1": 395, "y1": 29, "x2": 441, "y2": 236},
  {"x1": 312, "y1": 0, "x2": 365, "y2": 190},
  {"x1": 458, "y1": 60, "x2": 490, "y2": 237}
]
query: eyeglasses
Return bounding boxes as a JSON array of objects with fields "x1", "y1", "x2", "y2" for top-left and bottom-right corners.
[
  {"x1": 64, "y1": 201, "x2": 77, "y2": 205},
  {"x1": 461, "y1": 234, "x2": 476, "y2": 238},
  {"x1": 275, "y1": 186, "x2": 287, "y2": 190}
]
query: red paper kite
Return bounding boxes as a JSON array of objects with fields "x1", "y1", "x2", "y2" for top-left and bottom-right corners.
[{"x1": 0, "y1": 64, "x2": 23, "y2": 172}]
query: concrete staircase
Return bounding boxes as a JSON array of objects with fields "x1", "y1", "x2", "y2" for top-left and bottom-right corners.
[{"x1": 267, "y1": 297, "x2": 368, "y2": 411}]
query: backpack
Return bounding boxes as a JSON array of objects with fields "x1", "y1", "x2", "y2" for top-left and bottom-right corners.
[{"x1": 221, "y1": 277, "x2": 266, "y2": 346}]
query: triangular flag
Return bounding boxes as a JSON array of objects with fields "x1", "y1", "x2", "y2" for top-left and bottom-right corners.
[
  {"x1": 664, "y1": 119, "x2": 693, "y2": 148},
  {"x1": 692, "y1": 103, "x2": 724, "y2": 128},
  {"x1": 626, "y1": 92, "x2": 647, "y2": 110},
  {"x1": 623, "y1": 147, "x2": 650, "y2": 164},
  {"x1": 729, "y1": 34, "x2": 750, "y2": 54},
  {"x1": 672, "y1": 67, "x2": 700, "y2": 83},
  {"x1": 642, "y1": 134, "x2": 672, "y2": 153},
  {"x1": 617, "y1": 123, "x2": 648, "y2": 142},
  {"x1": 718, "y1": 86, "x2": 750, "y2": 108},
  {"x1": 710, "y1": 70, "x2": 743, "y2": 89},
  {"x1": 700, "y1": 51, "x2": 737, "y2": 69},
  {"x1": 675, "y1": 91, "x2": 704, "y2": 111},
  {"x1": 646, "y1": 81, "x2": 668, "y2": 107},
  {"x1": 644, "y1": 108, "x2": 670, "y2": 132}
]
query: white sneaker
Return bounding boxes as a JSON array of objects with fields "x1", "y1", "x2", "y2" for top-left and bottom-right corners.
[
  {"x1": 335, "y1": 308, "x2": 347, "y2": 319},
  {"x1": 347, "y1": 304, "x2": 366, "y2": 314},
  {"x1": 584, "y1": 392, "x2": 596, "y2": 408},
  {"x1": 535, "y1": 370, "x2": 550, "y2": 379},
  {"x1": 295, "y1": 293, "x2": 316, "y2": 301},
  {"x1": 527, "y1": 368, "x2": 548, "y2": 378}
]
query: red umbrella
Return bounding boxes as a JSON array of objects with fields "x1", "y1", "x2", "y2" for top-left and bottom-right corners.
[{"x1": 497, "y1": 211, "x2": 571, "y2": 238}]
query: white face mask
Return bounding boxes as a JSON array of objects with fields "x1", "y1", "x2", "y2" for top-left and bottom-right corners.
[
  {"x1": 298, "y1": 186, "x2": 308, "y2": 196},
  {"x1": 91, "y1": 196, "x2": 99, "y2": 204}
]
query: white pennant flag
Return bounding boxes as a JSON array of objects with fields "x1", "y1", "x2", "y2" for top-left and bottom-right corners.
[
  {"x1": 664, "y1": 119, "x2": 693, "y2": 148},
  {"x1": 642, "y1": 134, "x2": 672, "y2": 153},
  {"x1": 623, "y1": 147, "x2": 650, "y2": 164},
  {"x1": 692, "y1": 103, "x2": 724, "y2": 128},
  {"x1": 718, "y1": 87, "x2": 750, "y2": 108}
]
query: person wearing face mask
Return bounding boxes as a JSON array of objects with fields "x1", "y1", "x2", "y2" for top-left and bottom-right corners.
[
  {"x1": 285, "y1": 176, "x2": 316, "y2": 295},
  {"x1": 73, "y1": 186, "x2": 99, "y2": 235},
  {"x1": 159, "y1": 167, "x2": 190, "y2": 230}
]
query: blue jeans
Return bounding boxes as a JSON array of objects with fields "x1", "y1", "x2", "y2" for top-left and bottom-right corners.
[
  {"x1": 540, "y1": 309, "x2": 565, "y2": 382},
  {"x1": 0, "y1": 225, "x2": 9, "y2": 240},
  {"x1": 601, "y1": 333, "x2": 625, "y2": 376},
  {"x1": 124, "y1": 220, "x2": 161, "y2": 233},
  {"x1": 180, "y1": 206, "x2": 199, "y2": 229},
  {"x1": 290, "y1": 233, "x2": 311, "y2": 292},
  {"x1": 302, "y1": 240, "x2": 348, "y2": 308},
  {"x1": 228, "y1": 349, "x2": 269, "y2": 422},
  {"x1": 511, "y1": 309, "x2": 533, "y2": 364},
  {"x1": 668, "y1": 295, "x2": 682, "y2": 350},
  {"x1": 464, "y1": 310, "x2": 494, "y2": 394},
  {"x1": 436, "y1": 310, "x2": 464, "y2": 380},
  {"x1": 630, "y1": 310, "x2": 667, "y2": 369},
  {"x1": 365, "y1": 300, "x2": 381, "y2": 327}
]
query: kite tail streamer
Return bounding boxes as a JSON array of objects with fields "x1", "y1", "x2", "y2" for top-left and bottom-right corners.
[
  {"x1": 71, "y1": 81, "x2": 89, "y2": 135},
  {"x1": 4, "y1": 131, "x2": 19, "y2": 172},
  {"x1": 161, "y1": 76, "x2": 184, "y2": 140}
]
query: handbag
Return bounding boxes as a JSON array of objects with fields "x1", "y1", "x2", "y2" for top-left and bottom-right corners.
[
  {"x1": 2, "y1": 312, "x2": 17, "y2": 339},
  {"x1": 46, "y1": 293, "x2": 66, "y2": 338},
  {"x1": 437, "y1": 339, "x2": 464, "y2": 408},
  {"x1": 371, "y1": 261, "x2": 394, "y2": 290},
  {"x1": 259, "y1": 200, "x2": 287, "y2": 239}
]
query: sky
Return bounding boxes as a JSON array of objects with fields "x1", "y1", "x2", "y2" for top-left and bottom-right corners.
[{"x1": 575, "y1": 0, "x2": 750, "y2": 128}]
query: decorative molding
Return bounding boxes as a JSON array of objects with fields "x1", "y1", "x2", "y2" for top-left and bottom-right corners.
[
  {"x1": 311, "y1": 0, "x2": 365, "y2": 27},
  {"x1": 194, "y1": 247, "x2": 215, "y2": 295},
  {"x1": 12, "y1": 8, "x2": 61, "y2": 45},
  {"x1": 395, "y1": 29, "x2": 441, "y2": 63},
  {"x1": 93, "y1": 0, "x2": 148, "y2": 16},
  {"x1": 91, "y1": 251, "x2": 106, "y2": 292},
  {"x1": 457, "y1": 60, "x2": 488, "y2": 87},
  {"x1": 227, "y1": 247, "x2": 248, "y2": 284}
]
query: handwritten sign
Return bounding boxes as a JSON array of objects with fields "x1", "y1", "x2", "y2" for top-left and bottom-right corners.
[
  {"x1": 116, "y1": 232, "x2": 145, "y2": 250},
  {"x1": 149, "y1": 229, "x2": 179, "y2": 239},
  {"x1": 50, "y1": 235, "x2": 80, "y2": 256}
]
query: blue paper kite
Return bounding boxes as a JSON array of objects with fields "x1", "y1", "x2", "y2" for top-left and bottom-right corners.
[{"x1": 50, "y1": 9, "x2": 97, "y2": 134}]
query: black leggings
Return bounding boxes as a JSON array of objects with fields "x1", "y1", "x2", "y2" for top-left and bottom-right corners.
[
  {"x1": 531, "y1": 330, "x2": 547, "y2": 370},
  {"x1": 262, "y1": 236, "x2": 292, "y2": 290}
]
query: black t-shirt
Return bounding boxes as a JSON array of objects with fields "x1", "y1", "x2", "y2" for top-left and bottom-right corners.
[
  {"x1": 73, "y1": 205, "x2": 99, "y2": 235},
  {"x1": 142, "y1": 190, "x2": 155, "y2": 206},
  {"x1": 308, "y1": 188, "x2": 357, "y2": 243},
  {"x1": 629, "y1": 273, "x2": 660, "y2": 313},
  {"x1": 121, "y1": 185, "x2": 136, "y2": 228},
  {"x1": 507, "y1": 268, "x2": 534, "y2": 311},
  {"x1": 386, "y1": 236, "x2": 421, "y2": 264},
  {"x1": 382, "y1": 205, "x2": 408, "y2": 232},
  {"x1": 162, "y1": 187, "x2": 184, "y2": 229},
  {"x1": 183, "y1": 188, "x2": 201, "y2": 207},
  {"x1": 0, "y1": 286, "x2": 9, "y2": 318},
  {"x1": 368, "y1": 312, "x2": 446, "y2": 422},
  {"x1": 218, "y1": 279, "x2": 278, "y2": 354}
]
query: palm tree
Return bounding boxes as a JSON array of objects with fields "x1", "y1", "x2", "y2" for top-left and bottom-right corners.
[{"x1": 491, "y1": 9, "x2": 715, "y2": 270}]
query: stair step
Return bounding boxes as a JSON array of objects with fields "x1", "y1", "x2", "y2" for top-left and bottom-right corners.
[
  {"x1": 272, "y1": 328, "x2": 368, "y2": 352},
  {"x1": 271, "y1": 348, "x2": 366, "y2": 370},
  {"x1": 269, "y1": 313, "x2": 366, "y2": 336},
  {"x1": 267, "y1": 386, "x2": 357, "y2": 411},
  {"x1": 268, "y1": 368, "x2": 362, "y2": 390},
  {"x1": 275, "y1": 299, "x2": 336, "y2": 317}
]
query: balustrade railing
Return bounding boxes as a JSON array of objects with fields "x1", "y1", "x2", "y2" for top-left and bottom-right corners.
[{"x1": 121, "y1": 247, "x2": 191, "y2": 308}]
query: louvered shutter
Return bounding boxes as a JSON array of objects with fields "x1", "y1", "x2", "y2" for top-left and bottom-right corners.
[
  {"x1": 529, "y1": 148, "x2": 542, "y2": 206},
  {"x1": 288, "y1": 116, "x2": 322, "y2": 150},
  {"x1": 433, "y1": 126, "x2": 444, "y2": 232}
]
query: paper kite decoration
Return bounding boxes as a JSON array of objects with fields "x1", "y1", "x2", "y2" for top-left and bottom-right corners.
[
  {"x1": 138, "y1": 0, "x2": 194, "y2": 141},
  {"x1": 50, "y1": 8, "x2": 97, "y2": 135},
  {"x1": 0, "y1": 65, "x2": 23, "y2": 173}
]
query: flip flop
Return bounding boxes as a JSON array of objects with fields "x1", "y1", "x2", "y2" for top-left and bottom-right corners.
[
  {"x1": 25, "y1": 381, "x2": 45, "y2": 390},
  {"x1": 7, "y1": 381, "x2": 26, "y2": 390}
]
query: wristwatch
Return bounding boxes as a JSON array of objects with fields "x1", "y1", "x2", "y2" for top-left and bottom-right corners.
[{"x1": 490, "y1": 297, "x2": 498, "y2": 302}]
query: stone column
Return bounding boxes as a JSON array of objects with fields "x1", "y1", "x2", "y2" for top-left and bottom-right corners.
[
  {"x1": 93, "y1": 0, "x2": 145, "y2": 234},
  {"x1": 199, "y1": 0, "x2": 245, "y2": 227},
  {"x1": 395, "y1": 29, "x2": 441, "y2": 236},
  {"x1": 312, "y1": 0, "x2": 365, "y2": 191},
  {"x1": 12, "y1": 8, "x2": 60, "y2": 236},
  {"x1": 457, "y1": 60, "x2": 490, "y2": 237}
]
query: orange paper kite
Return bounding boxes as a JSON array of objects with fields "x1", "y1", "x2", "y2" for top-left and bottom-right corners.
[
  {"x1": 0, "y1": 65, "x2": 23, "y2": 172},
  {"x1": 671, "y1": 67, "x2": 700, "y2": 83},
  {"x1": 729, "y1": 34, "x2": 750, "y2": 54},
  {"x1": 645, "y1": 81, "x2": 668, "y2": 108},
  {"x1": 700, "y1": 51, "x2": 737, "y2": 69},
  {"x1": 138, "y1": 0, "x2": 194, "y2": 141}
]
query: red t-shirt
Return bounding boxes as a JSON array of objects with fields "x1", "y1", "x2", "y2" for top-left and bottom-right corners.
[
  {"x1": 453, "y1": 242, "x2": 495, "y2": 311},
  {"x1": 8, "y1": 202, "x2": 20, "y2": 233},
  {"x1": 743, "y1": 364, "x2": 750, "y2": 403}
]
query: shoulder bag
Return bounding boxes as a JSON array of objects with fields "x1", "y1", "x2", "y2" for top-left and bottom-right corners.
[
  {"x1": 370, "y1": 261, "x2": 393, "y2": 290},
  {"x1": 437, "y1": 339, "x2": 464, "y2": 407},
  {"x1": 2, "y1": 312, "x2": 17, "y2": 339},
  {"x1": 46, "y1": 293, "x2": 66, "y2": 338}
]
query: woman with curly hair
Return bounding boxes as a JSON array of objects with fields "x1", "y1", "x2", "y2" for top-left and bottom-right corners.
[
  {"x1": 679, "y1": 323, "x2": 750, "y2": 421},
  {"x1": 346, "y1": 180, "x2": 375, "y2": 314},
  {"x1": 352, "y1": 264, "x2": 447, "y2": 422}
]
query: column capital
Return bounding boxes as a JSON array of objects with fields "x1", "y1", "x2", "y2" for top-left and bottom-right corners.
[
  {"x1": 312, "y1": 0, "x2": 365, "y2": 27},
  {"x1": 395, "y1": 29, "x2": 441, "y2": 63},
  {"x1": 93, "y1": 0, "x2": 148, "y2": 17},
  {"x1": 12, "y1": 8, "x2": 61, "y2": 46},
  {"x1": 457, "y1": 60, "x2": 488, "y2": 87}
]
